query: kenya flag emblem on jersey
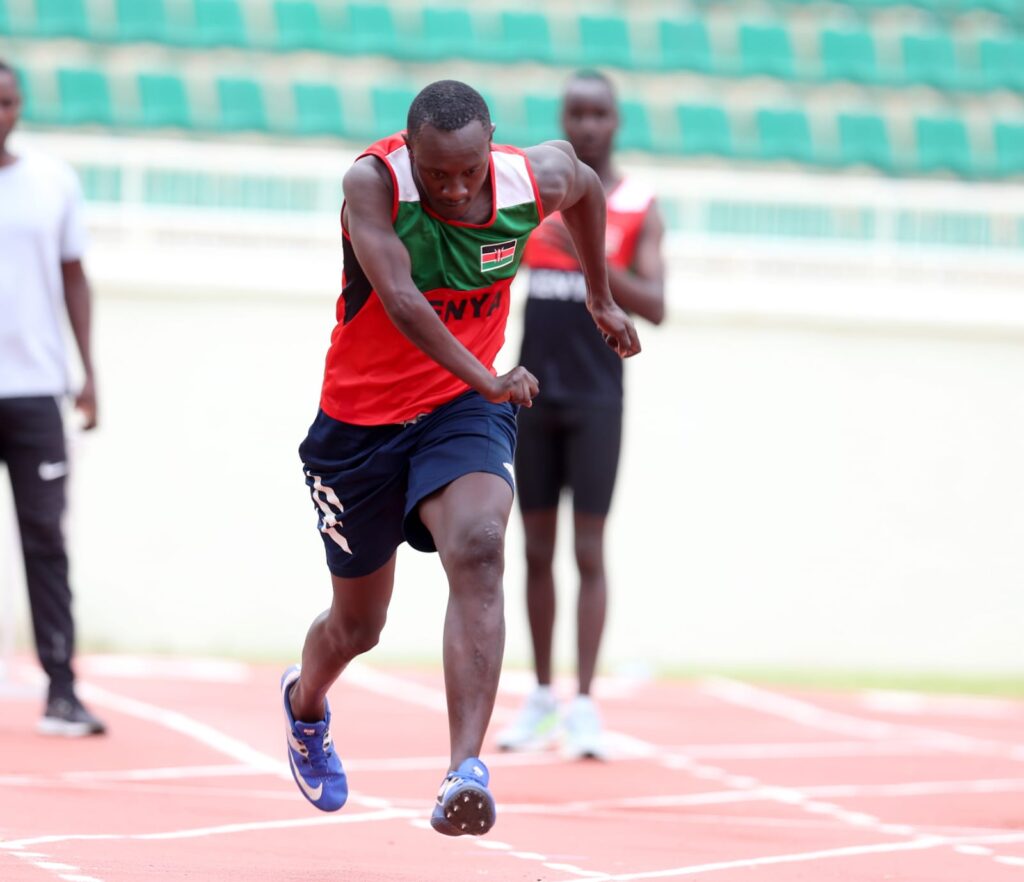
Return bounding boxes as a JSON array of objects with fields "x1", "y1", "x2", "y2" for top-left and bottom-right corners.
[{"x1": 480, "y1": 239, "x2": 517, "y2": 272}]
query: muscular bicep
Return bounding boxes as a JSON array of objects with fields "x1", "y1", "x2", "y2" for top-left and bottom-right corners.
[
  {"x1": 342, "y1": 159, "x2": 414, "y2": 297},
  {"x1": 524, "y1": 141, "x2": 589, "y2": 216}
]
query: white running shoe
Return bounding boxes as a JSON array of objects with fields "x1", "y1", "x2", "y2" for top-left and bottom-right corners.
[
  {"x1": 562, "y1": 695, "x2": 607, "y2": 760},
  {"x1": 496, "y1": 686, "x2": 560, "y2": 751}
]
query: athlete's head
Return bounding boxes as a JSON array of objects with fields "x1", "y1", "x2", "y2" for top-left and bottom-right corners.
[
  {"x1": 561, "y1": 70, "x2": 618, "y2": 169},
  {"x1": 404, "y1": 80, "x2": 494, "y2": 222},
  {"x1": 0, "y1": 61, "x2": 22, "y2": 153}
]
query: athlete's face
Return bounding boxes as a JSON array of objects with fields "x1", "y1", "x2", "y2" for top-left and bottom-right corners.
[
  {"x1": 0, "y1": 72, "x2": 22, "y2": 151},
  {"x1": 406, "y1": 120, "x2": 493, "y2": 221},
  {"x1": 561, "y1": 79, "x2": 617, "y2": 169}
]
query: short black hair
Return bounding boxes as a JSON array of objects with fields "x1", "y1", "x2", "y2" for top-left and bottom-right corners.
[
  {"x1": 407, "y1": 80, "x2": 491, "y2": 139},
  {"x1": 566, "y1": 68, "x2": 616, "y2": 98}
]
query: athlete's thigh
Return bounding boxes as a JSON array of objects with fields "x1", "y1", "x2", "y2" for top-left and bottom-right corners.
[
  {"x1": 514, "y1": 402, "x2": 566, "y2": 513},
  {"x1": 418, "y1": 472, "x2": 513, "y2": 561},
  {"x1": 567, "y1": 404, "x2": 623, "y2": 516},
  {"x1": 299, "y1": 409, "x2": 408, "y2": 579},
  {"x1": 0, "y1": 397, "x2": 68, "y2": 525},
  {"x1": 404, "y1": 391, "x2": 517, "y2": 553},
  {"x1": 328, "y1": 553, "x2": 397, "y2": 631}
]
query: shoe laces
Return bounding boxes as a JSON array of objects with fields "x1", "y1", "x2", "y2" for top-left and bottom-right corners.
[{"x1": 294, "y1": 725, "x2": 335, "y2": 774}]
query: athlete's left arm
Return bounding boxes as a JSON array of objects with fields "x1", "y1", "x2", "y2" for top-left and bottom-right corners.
[
  {"x1": 608, "y1": 201, "x2": 666, "y2": 326},
  {"x1": 62, "y1": 259, "x2": 98, "y2": 430},
  {"x1": 525, "y1": 141, "x2": 640, "y2": 358}
]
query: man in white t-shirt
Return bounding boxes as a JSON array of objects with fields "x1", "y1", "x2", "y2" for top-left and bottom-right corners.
[{"x1": 0, "y1": 60, "x2": 105, "y2": 735}]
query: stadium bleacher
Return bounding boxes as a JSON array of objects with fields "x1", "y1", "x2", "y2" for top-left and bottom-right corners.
[{"x1": 2, "y1": 0, "x2": 1022, "y2": 177}]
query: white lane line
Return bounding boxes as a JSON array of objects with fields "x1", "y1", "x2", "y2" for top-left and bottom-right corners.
[
  {"x1": 860, "y1": 690, "x2": 1021, "y2": 720},
  {"x1": 701, "y1": 677, "x2": 1020, "y2": 757},
  {"x1": 34, "y1": 862, "x2": 78, "y2": 870},
  {"x1": 546, "y1": 832, "x2": 1024, "y2": 882},
  {"x1": 0, "y1": 808, "x2": 419, "y2": 851},
  {"x1": 63, "y1": 764, "x2": 260, "y2": 782},
  {"x1": 956, "y1": 845, "x2": 994, "y2": 855},
  {"x1": 549, "y1": 836, "x2": 950, "y2": 881},
  {"x1": 76, "y1": 683, "x2": 288, "y2": 777},
  {"x1": 543, "y1": 863, "x2": 610, "y2": 878},
  {"x1": 994, "y1": 856, "x2": 1024, "y2": 867},
  {"x1": 660, "y1": 740, "x2": 953, "y2": 759}
]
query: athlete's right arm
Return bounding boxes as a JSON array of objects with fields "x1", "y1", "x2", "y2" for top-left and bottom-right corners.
[{"x1": 342, "y1": 157, "x2": 538, "y2": 406}]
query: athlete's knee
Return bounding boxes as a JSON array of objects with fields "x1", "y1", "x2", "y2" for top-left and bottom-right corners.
[
  {"x1": 574, "y1": 531, "x2": 606, "y2": 583},
  {"x1": 325, "y1": 609, "x2": 385, "y2": 658},
  {"x1": 524, "y1": 532, "x2": 555, "y2": 573},
  {"x1": 445, "y1": 517, "x2": 506, "y2": 579}
]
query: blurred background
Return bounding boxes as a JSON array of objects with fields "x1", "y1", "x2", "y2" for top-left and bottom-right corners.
[{"x1": 2, "y1": 0, "x2": 1023, "y2": 686}]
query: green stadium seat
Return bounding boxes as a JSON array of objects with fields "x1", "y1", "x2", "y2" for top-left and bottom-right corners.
[
  {"x1": 193, "y1": 0, "x2": 246, "y2": 47},
  {"x1": 420, "y1": 8, "x2": 476, "y2": 60},
  {"x1": 13, "y1": 66, "x2": 38, "y2": 122},
  {"x1": 216, "y1": 76, "x2": 267, "y2": 131},
  {"x1": 115, "y1": 0, "x2": 168, "y2": 42},
  {"x1": 137, "y1": 73, "x2": 190, "y2": 128},
  {"x1": 756, "y1": 109, "x2": 813, "y2": 162},
  {"x1": 578, "y1": 14, "x2": 633, "y2": 69},
  {"x1": 0, "y1": 0, "x2": 9, "y2": 33},
  {"x1": 497, "y1": 12, "x2": 554, "y2": 63},
  {"x1": 273, "y1": 0, "x2": 323, "y2": 51},
  {"x1": 35, "y1": 0, "x2": 90, "y2": 38},
  {"x1": 56, "y1": 67, "x2": 113, "y2": 125},
  {"x1": 837, "y1": 112, "x2": 891, "y2": 170},
  {"x1": 994, "y1": 122, "x2": 1024, "y2": 176},
  {"x1": 978, "y1": 38, "x2": 1024, "y2": 91},
  {"x1": 370, "y1": 85, "x2": 417, "y2": 137},
  {"x1": 524, "y1": 94, "x2": 561, "y2": 144},
  {"x1": 820, "y1": 28, "x2": 879, "y2": 83},
  {"x1": 676, "y1": 104, "x2": 732, "y2": 156},
  {"x1": 738, "y1": 24, "x2": 795, "y2": 78},
  {"x1": 618, "y1": 100, "x2": 654, "y2": 151},
  {"x1": 658, "y1": 19, "x2": 712, "y2": 72},
  {"x1": 292, "y1": 82, "x2": 345, "y2": 136},
  {"x1": 901, "y1": 34, "x2": 959, "y2": 88},
  {"x1": 344, "y1": 4, "x2": 401, "y2": 56},
  {"x1": 915, "y1": 116, "x2": 971, "y2": 174}
]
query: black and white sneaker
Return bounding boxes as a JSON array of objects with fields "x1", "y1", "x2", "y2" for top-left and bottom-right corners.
[{"x1": 37, "y1": 695, "x2": 107, "y2": 737}]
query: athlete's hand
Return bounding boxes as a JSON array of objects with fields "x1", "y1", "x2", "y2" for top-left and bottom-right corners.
[
  {"x1": 75, "y1": 374, "x2": 99, "y2": 430},
  {"x1": 592, "y1": 301, "x2": 642, "y2": 358},
  {"x1": 485, "y1": 366, "x2": 540, "y2": 407}
]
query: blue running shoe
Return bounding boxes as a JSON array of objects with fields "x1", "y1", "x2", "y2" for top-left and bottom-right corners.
[
  {"x1": 430, "y1": 757, "x2": 496, "y2": 836},
  {"x1": 280, "y1": 665, "x2": 347, "y2": 812}
]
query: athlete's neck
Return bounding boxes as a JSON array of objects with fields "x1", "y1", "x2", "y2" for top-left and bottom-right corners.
[{"x1": 0, "y1": 146, "x2": 15, "y2": 167}]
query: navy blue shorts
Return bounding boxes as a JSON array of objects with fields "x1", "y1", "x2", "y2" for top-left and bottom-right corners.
[{"x1": 299, "y1": 390, "x2": 517, "y2": 579}]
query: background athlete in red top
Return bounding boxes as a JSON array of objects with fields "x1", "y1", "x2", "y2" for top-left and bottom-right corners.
[
  {"x1": 282, "y1": 80, "x2": 640, "y2": 836},
  {"x1": 498, "y1": 70, "x2": 666, "y2": 760}
]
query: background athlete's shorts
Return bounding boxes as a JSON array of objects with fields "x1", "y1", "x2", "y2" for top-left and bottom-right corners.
[
  {"x1": 299, "y1": 390, "x2": 517, "y2": 579},
  {"x1": 515, "y1": 400, "x2": 622, "y2": 516}
]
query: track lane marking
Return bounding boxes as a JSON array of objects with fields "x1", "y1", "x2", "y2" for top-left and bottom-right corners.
[
  {"x1": 701, "y1": 677, "x2": 1023, "y2": 758},
  {"x1": 0, "y1": 808, "x2": 420, "y2": 851},
  {"x1": 544, "y1": 832, "x2": 1024, "y2": 882}
]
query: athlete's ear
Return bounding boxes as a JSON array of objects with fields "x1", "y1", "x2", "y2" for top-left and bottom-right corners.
[{"x1": 489, "y1": 123, "x2": 496, "y2": 142}]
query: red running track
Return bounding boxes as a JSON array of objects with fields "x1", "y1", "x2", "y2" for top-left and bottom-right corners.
[{"x1": 1, "y1": 655, "x2": 1022, "y2": 881}]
